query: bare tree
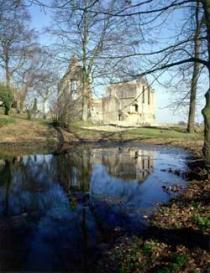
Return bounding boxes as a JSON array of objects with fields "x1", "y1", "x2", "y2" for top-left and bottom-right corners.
[
  {"x1": 0, "y1": 0, "x2": 36, "y2": 87},
  {"x1": 50, "y1": 0, "x2": 141, "y2": 121},
  {"x1": 88, "y1": 0, "x2": 210, "y2": 168},
  {"x1": 35, "y1": 70, "x2": 58, "y2": 119},
  {"x1": 158, "y1": 1, "x2": 204, "y2": 133},
  {"x1": 187, "y1": 0, "x2": 203, "y2": 133},
  {"x1": 13, "y1": 47, "x2": 58, "y2": 113}
]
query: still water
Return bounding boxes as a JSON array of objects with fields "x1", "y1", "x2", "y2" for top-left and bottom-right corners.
[{"x1": 0, "y1": 144, "x2": 189, "y2": 272}]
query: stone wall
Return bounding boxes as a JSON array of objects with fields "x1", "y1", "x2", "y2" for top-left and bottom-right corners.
[
  {"x1": 102, "y1": 96, "x2": 120, "y2": 123},
  {"x1": 58, "y1": 56, "x2": 84, "y2": 121},
  {"x1": 59, "y1": 56, "x2": 156, "y2": 126},
  {"x1": 91, "y1": 77, "x2": 156, "y2": 126}
]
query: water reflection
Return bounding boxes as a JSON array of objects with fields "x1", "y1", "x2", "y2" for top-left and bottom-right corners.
[
  {"x1": 0, "y1": 145, "x2": 188, "y2": 272},
  {"x1": 91, "y1": 147, "x2": 154, "y2": 181}
]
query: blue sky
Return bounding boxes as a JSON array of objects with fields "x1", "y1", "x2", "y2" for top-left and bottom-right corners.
[{"x1": 28, "y1": 3, "x2": 205, "y2": 124}]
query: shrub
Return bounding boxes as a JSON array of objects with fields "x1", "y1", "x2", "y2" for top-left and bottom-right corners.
[{"x1": 0, "y1": 84, "x2": 14, "y2": 115}]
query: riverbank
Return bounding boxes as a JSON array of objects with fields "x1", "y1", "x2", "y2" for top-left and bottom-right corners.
[
  {"x1": 59, "y1": 125, "x2": 203, "y2": 156},
  {"x1": 0, "y1": 114, "x2": 204, "y2": 158},
  {"x1": 0, "y1": 114, "x2": 58, "y2": 144},
  {"x1": 97, "y1": 179, "x2": 210, "y2": 273}
]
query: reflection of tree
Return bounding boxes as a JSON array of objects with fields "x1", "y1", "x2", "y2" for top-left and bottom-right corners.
[
  {"x1": 14, "y1": 156, "x2": 53, "y2": 192},
  {"x1": 52, "y1": 149, "x2": 93, "y2": 270},
  {"x1": 0, "y1": 146, "x2": 155, "y2": 217},
  {"x1": 0, "y1": 160, "x2": 12, "y2": 216},
  {"x1": 0, "y1": 150, "x2": 93, "y2": 216},
  {"x1": 0, "y1": 155, "x2": 63, "y2": 217},
  {"x1": 0, "y1": 146, "x2": 162, "y2": 272},
  {"x1": 54, "y1": 148, "x2": 92, "y2": 194},
  {"x1": 0, "y1": 152, "x2": 97, "y2": 271},
  {"x1": 53, "y1": 150, "x2": 93, "y2": 268}
]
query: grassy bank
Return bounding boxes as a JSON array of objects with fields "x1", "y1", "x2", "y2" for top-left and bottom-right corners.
[
  {"x1": 59, "y1": 123, "x2": 203, "y2": 157},
  {"x1": 0, "y1": 114, "x2": 58, "y2": 145},
  {"x1": 0, "y1": 115, "x2": 203, "y2": 151},
  {"x1": 65, "y1": 122, "x2": 202, "y2": 142},
  {"x1": 0, "y1": 114, "x2": 204, "y2": 158}
]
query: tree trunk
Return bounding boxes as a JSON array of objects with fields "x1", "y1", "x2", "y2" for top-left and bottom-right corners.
[
  {"x1": 5, "y1": 50, "x2": 11, "y2": 87},
  {"x1": 6, "y1": 69, "x2": 10, "y2": 87},
  {"x1": 82, "y1": 2, "x2": 91, "y2": 122},
  {"x1": 4, "y1": 107, "x2": 9, "y2": 115},
  {"x1": 19, "y1": 88, "x2": 28, "y2": 113},
  {"x1": 19, "y1": 100, "x2": 24, "y2": 113},
  {"x1": 201, "y1": 0, "x2": 210, "y2": 170},
  {"x1": 187, "y1": 2, "x2": 201, "y2": 133},
  {"x1": 82, "y1": 95, "x2": 89, "y2": 121},
  {"x1": 202, "y1": 89, "x2": 210, "y2": 168},
  {"x1": 82, "y1": 79, "x2": 90, "y2": 121},
  {"x1": 187, "y1": 63, "x2": 200, "y2": 133},
  {"x1": 43, "y1": 99, "x2": 47, "y2": 119}
]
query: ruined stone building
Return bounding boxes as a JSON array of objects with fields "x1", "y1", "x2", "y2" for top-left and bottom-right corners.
[
  {"x1": 58, "y1": 56, "x2": 84, "y2": 121},
  {"x1": 58, "y1": 56, "x2": 156, "y2": 126}
]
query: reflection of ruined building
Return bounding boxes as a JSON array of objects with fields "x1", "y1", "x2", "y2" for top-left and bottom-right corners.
[
  {"x1": 58, "y1": 56, "x2": 156, "y2": 126},
  {"x1": 91, "y1": 147, "x2": 155, "y2": 182},
  {"x1": 54, "y1": 146, "x2": 154, "y2": 188}
]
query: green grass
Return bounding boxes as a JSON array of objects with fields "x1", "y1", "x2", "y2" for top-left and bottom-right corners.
[
  {"x1": 0, "y1": 112, "x2": 203, "y2": 145},
  {"x1": 121, "y1": 127, "x2": 201, "y2": 140},
  {"x1": 0, "y1": 113, "x2": 57, "y2": 150},
  {"x1": 157, "y1": 254, "x2": 188, "y2": 273},
  {"x1": 67, "y1": 124, "x2": 202, "y2": 142},
  {"x1": 192, "y1": 214, "x2": 210, "y2": 229},
  {"x1": 36, "y1": 118, "x2": 51, "y2": 127},
  {"x1": 0, "y1": 113, "x2": 50, "y2": 127},
  {"x1": 0, "y1": 116, "x2": 16, "y2": 127},
  {"x1": 70, "y1": 120, "x2": 95, "y2": 128}
]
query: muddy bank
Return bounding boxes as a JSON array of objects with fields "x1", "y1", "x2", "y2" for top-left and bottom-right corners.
[
  {"x1": 0, "y1": 142, "x2": 58, "y2": 158},
  {"x1": 0, "y1": 119, "x2": 204, "y2": 159}
]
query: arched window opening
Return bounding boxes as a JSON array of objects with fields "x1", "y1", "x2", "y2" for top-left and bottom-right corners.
[
  {"x1": 71, "y1": 80, "x2": 77, "y2": 92},
  {"x1": 71, "y1": 80, "x2": 78, "y2": 100}
]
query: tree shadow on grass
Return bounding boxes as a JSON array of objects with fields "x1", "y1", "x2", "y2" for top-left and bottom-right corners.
[{"x1": 144, "y1": 225, "x2": 210, "y2": 251}]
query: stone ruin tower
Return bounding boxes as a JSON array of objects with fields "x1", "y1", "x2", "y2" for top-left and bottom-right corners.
[{"x1": 58, "y1": 55, "x2": 84, "y2": 122}]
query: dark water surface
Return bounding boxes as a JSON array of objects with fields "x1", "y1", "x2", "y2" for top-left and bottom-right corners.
[{"x1": 0, "y1": 144, "x2": 189, "y2": 272}]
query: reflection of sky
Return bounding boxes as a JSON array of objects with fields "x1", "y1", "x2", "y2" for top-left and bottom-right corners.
[
  {"x1": 89, "y1": 147, "x2": 188, "y2": 231},
  {"x1": 0, "y1": 145, "x2": 189, "y2": 271},
  {"x1": 91, "y1": 147, "x2": 187, "y2": 209},
  {"x1": 0, "y1": 158, "x2": 99, "y2": 271}
]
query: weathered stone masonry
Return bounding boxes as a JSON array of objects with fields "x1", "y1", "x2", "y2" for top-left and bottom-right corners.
[{"x1": 58, "y1": 56, "x2": 156, "y2": 126}]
